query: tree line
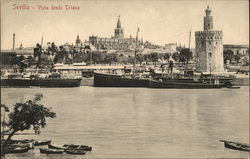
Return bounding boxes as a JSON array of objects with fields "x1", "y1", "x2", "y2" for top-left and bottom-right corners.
[{"x1": 3, "y1": 42, "x2": 248, "y2": 70}]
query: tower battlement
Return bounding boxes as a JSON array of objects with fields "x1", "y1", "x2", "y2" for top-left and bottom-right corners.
[
  {"x1": 195, "y1": 30, "x2": 222, "y2": 36},
  {"x1": 195, "y1": 31, "x2": 223, "y2": 40}
]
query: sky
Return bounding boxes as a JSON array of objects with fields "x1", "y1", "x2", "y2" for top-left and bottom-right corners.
[{"x1": 1, "y1": 0, "x2": 249, "y2": 50}]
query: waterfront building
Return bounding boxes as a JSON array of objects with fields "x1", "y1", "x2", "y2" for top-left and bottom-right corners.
[
  {"x1": 164, "y1": 43, "x2": 177, "y2": 53},
  {"x1": 223, "y1": 44, "x2": 249, "y2": 55},
  {"x1": 89, "y1": 16, "x2": 143, "y2": 51},
  {"x1": 195, "y1": 6, "x2": 224, "y2": 72}
]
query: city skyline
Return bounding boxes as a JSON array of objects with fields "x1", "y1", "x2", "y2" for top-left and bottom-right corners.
[{"x1": 1, "y1": 0, "x2": 249, "y2": 50}]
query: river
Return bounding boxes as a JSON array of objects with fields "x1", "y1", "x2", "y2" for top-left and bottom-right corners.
[{"x1": 1, "y1": 87, "x2": 249, "y2": 158}]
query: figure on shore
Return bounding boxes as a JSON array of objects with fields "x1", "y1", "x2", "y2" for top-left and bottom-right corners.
[
  {"x1": 168, "y1": 59, "x2": 174, "y2": 74},
  {"x1": 33, "y1": 43, "x2": 42, "y2": 68}
]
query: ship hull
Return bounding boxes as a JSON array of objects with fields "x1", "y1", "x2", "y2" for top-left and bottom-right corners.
[
  {"x1": 94, "y1": 72, "x2": 149, "y2": 87},
  {"x1": 149, "y1": 80, "x2": 223, "y2": 89},
  {"x1": 1, "y1": 78, "x2": 82, "y2": 87}
]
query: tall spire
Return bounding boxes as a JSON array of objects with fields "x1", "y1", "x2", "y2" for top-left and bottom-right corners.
[
  {"x1": 117, "y1": 15, "x2": 121, "y2": 28},
  {"x1": 76, "y1": 35, "x2": 81, "y2": 46},
  {"x1": 114, "y1": 15, "x2": 124, "y2": 38}
]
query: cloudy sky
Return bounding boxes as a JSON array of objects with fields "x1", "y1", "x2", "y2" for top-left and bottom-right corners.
[{"x1": 1, "y1": 0, "x2": 249, "y2": 49}]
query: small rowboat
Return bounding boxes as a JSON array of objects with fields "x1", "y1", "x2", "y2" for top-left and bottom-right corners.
[
  {"x1": 220, "y1": 140, "x2": 250, "y2": 152},
  {"x1": 227, "y1": 86, "x2": 241, "y2": 89},
  {"x1": 63, "y1": 144, "x2": 92, "y2": 151},
  {"x1": 11, "y1": 143, "x2": 34, "y2": 150},
  {"x1": 48, "y1": 144, "x2": 65, "y2": 150},
  {"x1": 9, "y1": 139, "x2": 34, "y2": 144},
  {"x1": 6, "y1": 147, "x2": 29, "y2": 154},
  {"x1": 65, "y1": 149, "x2": 86, "y2": 155},
  {"x1": 39, "y1": 148, "x2": 64, "y2": 154},
  {"x1": 34, "y1": 140, "x2": 51, "y2": 146}
]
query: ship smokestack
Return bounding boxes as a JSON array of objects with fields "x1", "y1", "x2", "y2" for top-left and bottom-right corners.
[{"x1": 13, "y1": 33, "x2": 15, "y2": 50}]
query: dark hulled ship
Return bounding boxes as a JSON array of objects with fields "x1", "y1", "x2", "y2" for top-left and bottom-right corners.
[
  {"x1": 94, "y1": 72, "x2": 149, "y2": 87},
  {"x1": 148, "y1": 79, "x2": 224, "y2": 89},
  {"x1": 1, "y1": 72, "x2": 82, "y2": 88},
  {"x1": 149, "y1": 69, "x2": 234, "y2": 88}
]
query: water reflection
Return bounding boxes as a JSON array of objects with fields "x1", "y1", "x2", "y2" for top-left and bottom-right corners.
[{"x1": 1, "y1": 87, "x2": 249, "y2": 158}]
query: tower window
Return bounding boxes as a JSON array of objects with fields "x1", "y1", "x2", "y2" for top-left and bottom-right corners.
[{"x1": 209, "y1": 52, "x2": 212, "y2": 58}]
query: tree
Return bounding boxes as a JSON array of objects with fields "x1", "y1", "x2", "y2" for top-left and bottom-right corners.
[
  {"x1": 163, "y1": 53, "x2": 170, "y2": 60},
  {"x1": 26, "y1": 56, "x2": 36, "y2": 67},
  {"x1": 223, "y1": 50, "x2": 234, "y2": 64},
  {"x1": 179, "y1": 48, "x2": 192, "y2": 64},
  {"x1": 92, "y1": 51, "x2": 105, "y2": 64},
  {"x1": 172, "y1": 52, "x2": 179, "y2": 62},
  {"x1": 233, "y1": 53, "x2": 241, "y2": 63},
  {"x1": 149, "y1": 52, "x2": 159, "y2": 66},
  {"x1": 135, "y1": 54, "x2": 144, "y2": 65},
  {"x1": 1, "y1": 94, "x2": 56, "y2": 156},
  {"x1": 39, "y1": 54, "x2": 53, "y2": 69}
]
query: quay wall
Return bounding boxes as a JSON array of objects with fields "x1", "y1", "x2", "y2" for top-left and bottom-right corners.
[
  {"x1": 81, "y1": 77, "x2": 94, "y2": 86},
  {"x1": 232, "y1": 77, "x2": 249, "y2": 86}
]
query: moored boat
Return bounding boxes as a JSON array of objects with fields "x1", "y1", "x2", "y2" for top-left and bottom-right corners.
[
  {"x1": 63, "y1": 144, "x2": 92, "y2": 151},
  {"x1": 39, "y1": 148, "x2": 64, "y2": 154},
  {"x1": 220, "y1": 140, "x2": 250, "y2": 152},
  {"x1": 94, "y1": 71, "x2": 149, "y2": 87},
  {"x1": 5, "y1": 146, "x2": 30, "y2": 154},
  {"x1": 65, "y1": 149, "x2": 86, "y2": 155},
  {"x1": 48, "y1": 144, "x2": 65, "y2": 150},
  {"x1": 49, "y1": 143, "x2": 92, "y2": 151},
  {"x1": 1, "y1": 72, "x2": 82, "y2": 88},
  {"x1": 8, "y1": 139, "x2": 34, "y2": 149},
  {"x1": 149, "y1": 79, "x2": 224, "y2": 89},
  {"x1": 34, "y1": 140, "x2": 51, "y2": 146}
]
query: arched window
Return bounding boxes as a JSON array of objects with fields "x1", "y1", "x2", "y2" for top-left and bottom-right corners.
[{"x1": 209, "y1": 52, "x2": 212, "y2": 58}]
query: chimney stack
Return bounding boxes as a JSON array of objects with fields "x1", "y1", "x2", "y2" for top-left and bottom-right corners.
[{"x1": 13, "y1": 33, "x2": 15, "y2": 50}]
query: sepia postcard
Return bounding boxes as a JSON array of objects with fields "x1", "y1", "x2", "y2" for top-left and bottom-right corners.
[{"x1": 1, "y1": 0, "x2": 249, "y2": 158}]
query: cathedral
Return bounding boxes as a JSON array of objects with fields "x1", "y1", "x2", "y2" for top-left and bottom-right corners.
[
  {"x1": 89, "y1": 16, "x2": 143, "y2": 51},
  {"x1": 195, "y1": 6, "x2": 224, "y2": 72}
]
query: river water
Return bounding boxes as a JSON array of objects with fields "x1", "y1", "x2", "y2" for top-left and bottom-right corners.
[{"x1": 1, "y1": 87, "x2": 249, "y2": 158}]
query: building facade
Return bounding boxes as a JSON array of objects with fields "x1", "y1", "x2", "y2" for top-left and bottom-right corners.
[
  {"x1": 223, "y1": 44, "x2": 249, "y2": 55},
  {"x1": 164, "y1": 43, "x2": 177, "y2": 53},
  {"x1": 89, "y1": 16, "x2": 142, "y2": 51},
  {"x1": 195, "y1": 6, "x2": 224, "y2": 72}
]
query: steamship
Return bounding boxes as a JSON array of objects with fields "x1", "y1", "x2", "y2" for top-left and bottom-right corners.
[{"x1": 1, "y1": 72, "x2": 82, "y2": 88}]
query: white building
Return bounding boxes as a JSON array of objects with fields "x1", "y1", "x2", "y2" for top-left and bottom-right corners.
[{"x1": 164, "y1": 43, "x2": 177, "y2": 53}]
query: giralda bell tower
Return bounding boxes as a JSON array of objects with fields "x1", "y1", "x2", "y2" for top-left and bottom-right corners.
[{"x1": 114, "y1": 15, "x2": 124, "y2": 39}]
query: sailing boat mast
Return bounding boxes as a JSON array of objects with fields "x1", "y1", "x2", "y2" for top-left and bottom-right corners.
[
  {"x1": 188, "y1": 30, "x2": 191, "y2": 51},
  {"x1": 133, "y1": 28, "x2": 140, "y2": 77}
]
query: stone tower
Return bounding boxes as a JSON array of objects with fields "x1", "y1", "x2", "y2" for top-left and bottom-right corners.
[
  {"x1": 114, "y1": 16, "x2": 124, "y2": 39},
  {"x1": 76, "y1": 35, "x2": 81, "y2": 47},
  {"x1": 195, "y1": 6, "x2": 224, "y2": 72}
]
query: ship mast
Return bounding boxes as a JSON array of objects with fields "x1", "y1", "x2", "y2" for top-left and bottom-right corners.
[
  {"x1": 187, "y1": 29, "x2": 191, "y2": 65},
  {"x1": 133, "y1": 28, "x2": 140, "y2": 78},
  {"x1": 188, "y1": 30, "x2": 191, "y2": 53}
]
